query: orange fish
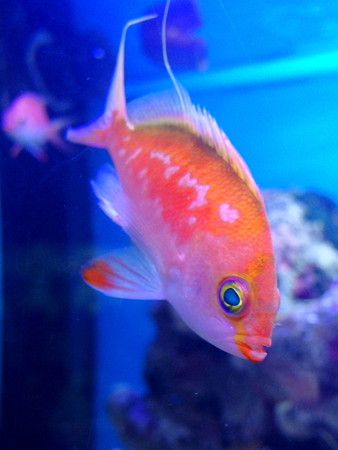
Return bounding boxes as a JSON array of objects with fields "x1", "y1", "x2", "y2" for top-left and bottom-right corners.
[
  {"x1": 2, "y1": 91, "x2": 68, "y2": 162},
  {"x1": 67, "y1": 12, "x2": 279, "y2": 361}
]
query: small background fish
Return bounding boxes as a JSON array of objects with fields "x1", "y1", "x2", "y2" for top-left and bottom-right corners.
[{"x1": 2, "y1": 91, "x2": 69, "y2": 162}]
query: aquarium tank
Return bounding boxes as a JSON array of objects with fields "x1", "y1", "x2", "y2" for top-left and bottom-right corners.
[{"x1": 1, "y1": 0, "x2": 338, "y2": 449}]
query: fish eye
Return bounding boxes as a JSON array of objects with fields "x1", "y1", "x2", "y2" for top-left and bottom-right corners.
[{"x1": 218, "y1": 277, "x2": 247, "y2": 315}]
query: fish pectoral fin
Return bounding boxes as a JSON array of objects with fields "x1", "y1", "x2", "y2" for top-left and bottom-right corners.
[{"x1": 82, "y1": 246, "x2": 164, "y2": 300}]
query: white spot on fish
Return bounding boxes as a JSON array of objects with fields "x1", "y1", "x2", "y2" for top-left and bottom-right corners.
[
  {"x1": 190, "y1": 184, "x2": 209, "y2": 209},
  {"x1": 150, "y1": 151, "x2": 171, "y2": 165},
  {"x1": 126, "y1": 147, "x2": 142, "y2": 164},
  {"x1": 149, "y1": 197, "x2": 163, "y2": 218},
  {"x1": 188, "y1": 216, "x2": 197, "y2": 225},
  {"x1": 177, "y1": 251, "x2": 186, "y2": 262},
  {"x1": 118, "y1": 148, "x2": 126, "y2": 157},
  {"x1": 178, "y1": 173, "x2": 209, "y2": 209},
  {"x1": 164, "y1": 165, "x2": 180, "y2": 179},
  {"x1": 178, "y1": 172, "x2": 196, "y2": 188},
  {"x1": 219, "y1": 203, "x2": 239, "y2": 223},
  {"x1": 137, "y1": 168, "x2": 147, "y2": 179}
]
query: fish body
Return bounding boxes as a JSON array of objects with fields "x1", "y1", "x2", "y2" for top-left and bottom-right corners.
[
  {"x1": 67, "y1": 15, "x2": 279, "y2": 361},
  {"x1": 2, "y1": 91, "x2": 67, "y2": 161}
]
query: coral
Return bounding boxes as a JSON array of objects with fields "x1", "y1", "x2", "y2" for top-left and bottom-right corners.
[
  {"x1": 264, "y1": 190, "x2": 338, "y2": 313},
  {"x1": 107, "y1": 190, "x2": 338, "y2": 449}
]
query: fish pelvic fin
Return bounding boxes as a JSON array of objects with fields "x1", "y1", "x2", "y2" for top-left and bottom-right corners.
[
  {"x1": 82, "y1": 246, "x2": 164, "y2": 300},
  {"x1": 91, "y1": 164, "x2": 127, "y2": 228},
  {"x1": 92, "y1": 164, "x2": 166, "y2": 262},
  {"x1": 66, "y1": 14, "x2": 156, "y2": 148}
]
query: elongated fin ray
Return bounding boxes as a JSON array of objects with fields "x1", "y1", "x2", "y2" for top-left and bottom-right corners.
[
  {"x1": 67, "y1": 0, "x2": 260, "y2": 201},
  {"x1": 67, "y1": 14, "x2": 156, "y2": 147},
  {"x1": 161, "y1": 0, "x2": 186, "y2": 116},
  {"x1": 145, "y1": 0, "x2": 260, "y2": 200},
  {"x1": 104, "y1": 14, "x2": 157, "y2": 126},
  {"x1": 82, "y1": 246, "x2": 164, "y2": 300}
]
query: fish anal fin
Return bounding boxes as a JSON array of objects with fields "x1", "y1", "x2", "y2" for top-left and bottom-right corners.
[{"x1": 82, "y1": 246, "x2": 164, "y2": 300}]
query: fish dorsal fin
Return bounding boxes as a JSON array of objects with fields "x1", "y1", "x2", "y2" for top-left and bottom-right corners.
[
  {"x1": 128, "y1": 88, "x2": 262, "y2": 201},
  {"x1": 185, "y1": 99, "x2": 262, "y2": 201}
]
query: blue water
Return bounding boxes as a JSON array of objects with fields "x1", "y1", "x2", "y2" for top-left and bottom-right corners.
[{"x1": 2, "y1": 0, "x2": 338, "y2": 449}]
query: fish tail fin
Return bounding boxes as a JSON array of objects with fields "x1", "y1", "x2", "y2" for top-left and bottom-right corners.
[
  {"x1": 67, "y1": 14, "x2": 156, "y2": 148},
  {"x1": 67, "y1": 117, "x2": 109, "y2": 148}
]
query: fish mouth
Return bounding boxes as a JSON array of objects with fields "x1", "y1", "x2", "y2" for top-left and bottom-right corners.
[{"x1": 234, "y1": 335, "x2": 271, "y2": 362}]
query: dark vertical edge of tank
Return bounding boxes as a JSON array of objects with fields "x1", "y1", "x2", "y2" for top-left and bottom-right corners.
[{"x1": 0, "y1": 1, "x2": 97, "y2": 449}]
